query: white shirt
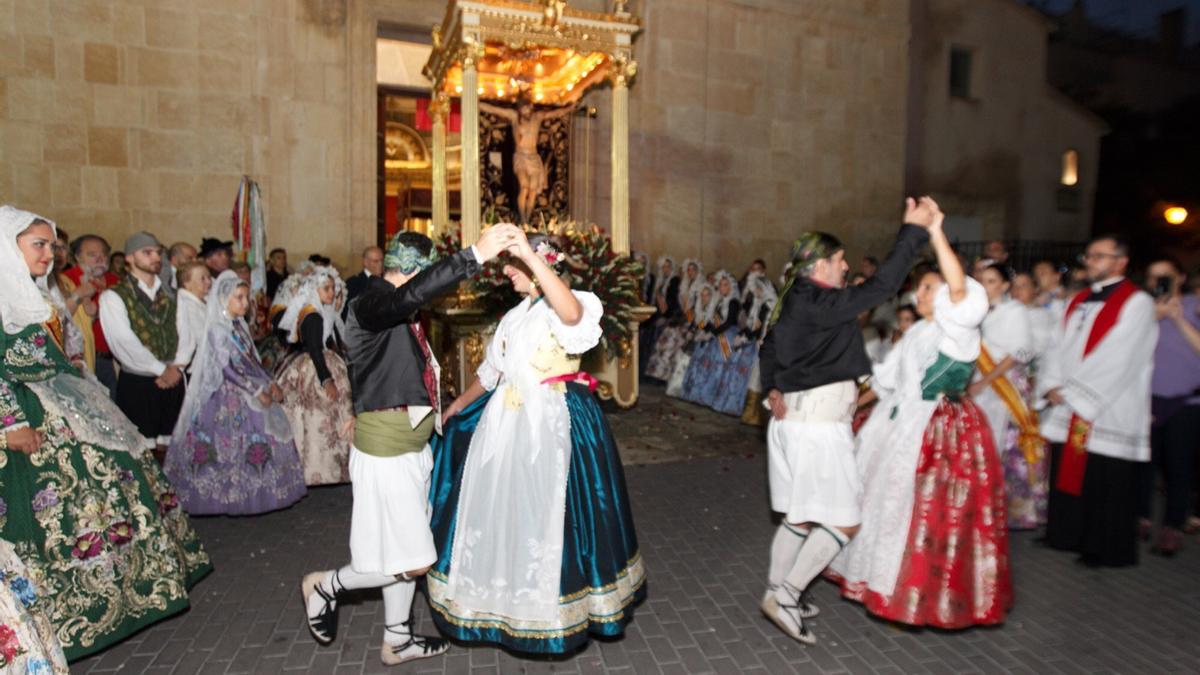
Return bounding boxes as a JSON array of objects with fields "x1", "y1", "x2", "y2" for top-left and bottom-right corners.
[
  {"x1": 1039, "y1": 277, "x2": 1158, "y2": 461},
  {"x1": 175, "y1": 289, "x2": 207, "y2": 370},
  {"x1": 99, "y1": 275, "x2": 193, "y2": 377},
  {"x1": 398, "y1": 245, "x2": 485, "y2": 429}
]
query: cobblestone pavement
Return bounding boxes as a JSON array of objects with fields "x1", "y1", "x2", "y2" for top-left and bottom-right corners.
[{"x1": 76, "y1": 387, "x2": 1200, "y2": 674}]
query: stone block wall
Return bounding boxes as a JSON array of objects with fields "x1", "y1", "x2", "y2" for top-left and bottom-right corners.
[
  {"x1": 0, "y1": 0, "x2": 363, "y2": 265},
  {"x1": 2, "y1": 0, "x2": 910, "y2": 277},
  {"x1": 609, "y1": 0, "x2": 912, "y2": 276}
]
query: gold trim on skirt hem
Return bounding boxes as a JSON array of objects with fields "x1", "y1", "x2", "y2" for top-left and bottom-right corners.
[{"x1": 428, "y1": 553, "x2": 646, "y2": 639}]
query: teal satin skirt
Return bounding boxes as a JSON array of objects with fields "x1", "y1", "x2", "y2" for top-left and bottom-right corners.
[{"x1": 427, "y1": 384, "x2": 647, "y2": 654}]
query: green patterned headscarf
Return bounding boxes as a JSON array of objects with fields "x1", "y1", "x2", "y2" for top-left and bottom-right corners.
[
  {"x1": 384, "y1": 232, "x2": 436, "y2": 274},
  {"x1": 768, "y1": 231, "x2": 843, "y2": 326}
]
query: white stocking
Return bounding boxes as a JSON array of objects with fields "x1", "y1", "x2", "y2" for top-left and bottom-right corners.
[
  {"x1": 767, "y1": 522, "x2": 809, "y2": 590},
  {"x1": 382, "y1": 579, "x2": 417, "y2": 645},
  {"x1": 775, "y1": 525, "x2": 848, "y2": 605}
]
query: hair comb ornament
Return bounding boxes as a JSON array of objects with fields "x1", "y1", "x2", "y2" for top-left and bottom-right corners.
[{"x1": 535, "y1": 240, "x2": 563, "y2": 268}]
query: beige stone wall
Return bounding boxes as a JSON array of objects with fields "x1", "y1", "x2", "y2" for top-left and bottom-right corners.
[
  {"x1": 905, "y1": 0, "x2": 1105, "y2": 244},
  {"x1": 604, "y1": 0, "x2": 913, "y2": 276},
  {"x1": 0, "y1": 0, "x2": 364, "y2": 266},
  {"x1": 1, "y1": 0, "x2": 910, "y2": 277}
]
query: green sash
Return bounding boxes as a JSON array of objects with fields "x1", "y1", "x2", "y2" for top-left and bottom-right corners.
[{"x1": 353, "y1": 409, "x2": 435, "y2": 457}]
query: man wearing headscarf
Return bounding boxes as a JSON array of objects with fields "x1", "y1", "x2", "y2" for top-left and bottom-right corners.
[
  {"x1": 756, "y1": 198, "x2": 937, "y2": 645},
  {"x1": 300, "y1": 224, "x2": 519, "y2": 667}
]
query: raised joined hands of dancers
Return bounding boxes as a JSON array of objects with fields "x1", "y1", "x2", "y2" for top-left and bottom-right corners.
[
  {"x1": 475, "y1": 223, "x2": 524, "y2": 262},
  {"x1": 903, "y1": 196, "x2": 945, "y2": 233}
]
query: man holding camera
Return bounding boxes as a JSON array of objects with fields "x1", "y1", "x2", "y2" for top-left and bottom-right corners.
[{"x1": 1136, "y1": 258, "x2": 1200, "y2": 555}]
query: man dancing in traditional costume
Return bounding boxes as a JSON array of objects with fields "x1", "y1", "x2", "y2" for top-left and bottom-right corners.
[
  {"x1": 300, "y1": 224, "x2": 518, "y2": 666},
  {"x1": 1042, "y1": 234, "x2": 1156, "y2": 567},
  {"x1": 757, "y1": 199, "x2": 936, "y2": 644}
]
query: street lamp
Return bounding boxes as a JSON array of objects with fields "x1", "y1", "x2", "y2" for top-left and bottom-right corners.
[{"x1": 1164, "y1": 206, "x2": 1188, "y2": 225}]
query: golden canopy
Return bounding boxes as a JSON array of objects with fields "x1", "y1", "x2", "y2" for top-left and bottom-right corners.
[{"x1": 424, "y1": 1, "x2": 639, "y2": 107}]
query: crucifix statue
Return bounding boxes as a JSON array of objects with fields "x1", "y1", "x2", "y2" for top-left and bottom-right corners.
[{"x1": 479, "y1": 97, "x2": 575, "y2": 225}]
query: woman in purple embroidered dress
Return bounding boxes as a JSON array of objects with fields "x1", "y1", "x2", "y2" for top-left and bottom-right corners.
[{"x1": 164, "y1": 271, "x2": 306, "y2": 515}]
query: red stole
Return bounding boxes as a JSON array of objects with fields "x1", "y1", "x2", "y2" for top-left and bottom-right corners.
[{"x1": 1055, "y1": 279, "x2": 1138, "y2": 496}]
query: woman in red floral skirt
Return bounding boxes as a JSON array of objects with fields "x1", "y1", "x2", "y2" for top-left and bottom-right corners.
[{"x1": 830, "y1": 204, "x2": 1011, "y2": 629}]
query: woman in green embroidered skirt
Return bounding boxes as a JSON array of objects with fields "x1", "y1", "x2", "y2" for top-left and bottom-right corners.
[{"x1": 0, "y1": 205, "x2": 211, "y2": 661}]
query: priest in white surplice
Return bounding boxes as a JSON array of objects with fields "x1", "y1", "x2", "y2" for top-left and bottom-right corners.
[{"x1": 1040, "y1": 235, "x2": 1157, "y2": 567}]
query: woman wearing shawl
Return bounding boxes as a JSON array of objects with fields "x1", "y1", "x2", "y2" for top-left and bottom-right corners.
[
  {"x1": 258, "y1": 263, "x2": 315, "y2": 372},
  {"x1": 634, "y1": 251, "x2": 653, "y2": 305},
  {"x1": 645, "y1": 258, "x2": 704, "y2": 381},
  {"x1": 164, "y1": 271, "x2": 307, "y2": 515},
  {"x1": 666, "y1": 283, "x2": 716, "y2": 398},
  {"x1": 275, "y1": 267, "x2": 354, "y2": 485},
  {"x1": 970, "y1": 264, "x2": 1044, "y2": 530},
  {"x1": 830, "y1": 207, "x2": 1011, "y2": 629},
  {"x1": 679, "y1": 271, "x2": 741, "y2": 406},
  {"x1": 714, "y1": 273, "x2": 776, "y2": 417},
  {"x1": 0, "y1": 205, "x2": 210, "y2": 661},
  {"x1": 638, "y1": 256, "x2": 681, "y2": 374},
  {"x1": 428, "y1": 233, "x2": 645, "y2": 654}
]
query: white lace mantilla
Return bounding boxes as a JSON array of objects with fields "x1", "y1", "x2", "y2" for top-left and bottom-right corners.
[{"x1": 26, "y1": 374, "x2": 147, "y2": 456}]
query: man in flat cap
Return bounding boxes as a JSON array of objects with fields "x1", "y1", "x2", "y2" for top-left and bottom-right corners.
[{"x1": 99, "y1": 231, "x2": 193, "y2": 463}]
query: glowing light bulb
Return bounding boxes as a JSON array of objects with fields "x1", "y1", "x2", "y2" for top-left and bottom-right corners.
[
  {"x1": 477, "y1": 87, "x2": 485, "y2": 95},
  {"x1": 497, "y1": 87, "x2": 506, "y2": 97},
  {"x1": 1165, "y1": 206, "x2": 1188, "y2": 225},
  {"x1": 455, "y1": 85, "x2": 463, "y2": 93}
]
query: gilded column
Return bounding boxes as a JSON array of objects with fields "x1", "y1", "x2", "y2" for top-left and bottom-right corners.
[
  {"x1": 460, "y1": 41, "x2": 484, "y2": 247},
  {"x1": 431, "y1": 91, "x2": 449, "y2": 235},
  {"x1": 610, "y1": 57, "x2": 636, "y2": 255}
]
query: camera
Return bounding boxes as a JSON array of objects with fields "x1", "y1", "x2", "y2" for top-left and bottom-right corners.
[{"x1": 1151, "y1": 276, "x2": 1173, "y2": 300}]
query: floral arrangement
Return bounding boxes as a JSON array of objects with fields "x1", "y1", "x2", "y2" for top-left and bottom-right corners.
[{"x1": 434, "y1": 220, "x2": 645, "y2": 359}]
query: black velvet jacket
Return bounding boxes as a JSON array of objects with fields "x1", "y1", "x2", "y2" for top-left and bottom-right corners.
[
  {"x1": 759, "y1": 224, "x2": 929, "y2": 394},
  {"x1": 344, "y1": 249, "x2": 480, "y2": 415}
]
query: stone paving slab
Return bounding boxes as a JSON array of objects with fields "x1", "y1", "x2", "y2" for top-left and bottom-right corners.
[{"x1": 74, "y1": 388, "x2": 1200, "y2": 674}]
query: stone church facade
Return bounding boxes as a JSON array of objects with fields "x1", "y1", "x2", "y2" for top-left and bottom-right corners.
[{"x1": 2, "y1": 0, "x2": 911, "y2": 273}]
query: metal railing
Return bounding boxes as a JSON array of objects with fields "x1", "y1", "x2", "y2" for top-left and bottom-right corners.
[{"x1": 951, "y1": 240, "x2": 1085, "y2": 272}]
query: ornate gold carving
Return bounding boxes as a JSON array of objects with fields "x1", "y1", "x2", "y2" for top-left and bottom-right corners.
[
  {"x1": 542, "y1": 0, "x2": 566, "y2": 28},
  {"x1": 461, "y1": 37, "x2": 487, "y2": 69},
  {"x1": 430, "y1": 91, "x2": 451, "y2": 119},
  {"x1": 462, "y1": 329, "x2": 488, "y2": 381},
  {"x1": 610, "y1": 54, "x2": 637, "y2": 87}
]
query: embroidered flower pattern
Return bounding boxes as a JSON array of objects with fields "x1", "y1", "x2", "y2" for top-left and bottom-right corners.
[
  {"x1": 246, "y1": 442, "x2": 271, "y2": 469},
  {"x1": 191, "y1": 442, "x2": 215, "y2": 469},
  {"x1": 105, "y1": 521, "x2": 135, "y2": 547},
  {"x1": 70, "y1": 531, "x2": 104, "y2": 560},
  {"x1": 30, "y1": 488, "x2": 58, "y2": 513},
  {"x1": 0, "y1": 623, "x2": 25, "y2": 667},
  {"x1": 158, "y1": 490, "x2": 180, "y2": 515},
  {"x1": 8, "y1": 576, "x2": 36, "y2": 609}
]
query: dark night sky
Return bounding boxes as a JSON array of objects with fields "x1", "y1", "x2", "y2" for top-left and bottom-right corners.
[{"x1": 1031, "y1": 0, "x2": 1200, "y2": 45}]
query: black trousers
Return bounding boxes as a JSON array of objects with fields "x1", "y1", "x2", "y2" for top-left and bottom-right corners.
[
  {"x1": 115, "y1": 371, "x2": 185, "y2": 443},
  {"x1": 1139, "y1": 403, "x2": 1200, "y2": 529},
  {"x1": 1046, "y1": 443, "x2": 1139, "y2": 567}
]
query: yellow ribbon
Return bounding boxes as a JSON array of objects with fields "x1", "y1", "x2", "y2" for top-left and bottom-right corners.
[{"x1": 978, "y1": 344, "x2": 1045, "y2": 481}]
